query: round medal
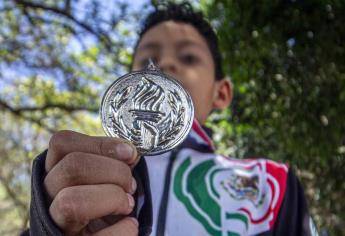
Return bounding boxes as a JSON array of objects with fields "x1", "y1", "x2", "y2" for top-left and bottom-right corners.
[{"x1": 100, "y1": 62, "x2": 194, "y2": 156}]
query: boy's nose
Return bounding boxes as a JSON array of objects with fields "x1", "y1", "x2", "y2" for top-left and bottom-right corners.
[{"x1": 158, "y1": 57, "x2": 179, "y2": 75}]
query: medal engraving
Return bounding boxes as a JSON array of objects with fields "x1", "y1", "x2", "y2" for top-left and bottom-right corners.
[{"x1": 101, "y1": 66, "x2": 194, "y2": 155}]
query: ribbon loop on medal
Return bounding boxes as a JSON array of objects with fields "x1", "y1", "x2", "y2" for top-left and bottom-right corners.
[{"x1": 147, "y1": 58, "x2": 158, "y2": 71}]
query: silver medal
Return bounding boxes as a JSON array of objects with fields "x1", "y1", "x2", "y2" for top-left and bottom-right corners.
[{"x1": 100, "y1": 61, "x2": 194, "y2": 156}]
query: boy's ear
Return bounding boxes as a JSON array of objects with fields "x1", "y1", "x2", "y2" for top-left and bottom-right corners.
[{"x1": 212, "y1": 78, "x2": 233, "y2": 110}]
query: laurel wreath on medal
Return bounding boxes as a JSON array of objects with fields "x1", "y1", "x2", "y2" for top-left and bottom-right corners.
[
  {"x1": 109, "y1": 86, "x2": 133, "y2": 139},
  {"x1": 109, "y1": 85, "x2": 185, "y2": 151},
  {"x1": 157, "y1": 89, "x2": 185, "y2": 147}
]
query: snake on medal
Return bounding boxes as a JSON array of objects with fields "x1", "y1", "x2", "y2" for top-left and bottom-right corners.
[{"x1": 101, "y1": 61, "x2": 194, "y2": 156}]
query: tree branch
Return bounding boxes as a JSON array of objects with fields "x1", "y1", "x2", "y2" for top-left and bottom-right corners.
[
  {"x1": 0, "y1": 99, "x2": 98, "y2": 133},
  {"x1": 65, "y1": 0, "x2": 71, "y2": 13},
  {"x1": 0, "y1": 100, "x2": 94, "y2": 133},
  {"x1": 14, "y1": 0, "x2": 114, "y2": 51},
  {"x1": 0, "y1": 99, "x2": 98, "y2": 113}
]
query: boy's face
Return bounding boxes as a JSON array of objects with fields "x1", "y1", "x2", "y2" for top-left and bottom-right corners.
[{"x1": 132, "y1": 21, "x2": 232, "y2": 124}]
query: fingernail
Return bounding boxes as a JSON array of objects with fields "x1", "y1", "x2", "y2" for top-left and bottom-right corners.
[
  {"x1": 116, "y1": 143, "x2": 133, "y2": 161},
  {"x1": 131, "y1": 177, "x2": 137, "y2": 194},
  {"x1": 129, "y1": 217, "x2": 139, "y2": 227},
  {"x1": 127, "y1": 194, "x2": 135, "y2": 209}
]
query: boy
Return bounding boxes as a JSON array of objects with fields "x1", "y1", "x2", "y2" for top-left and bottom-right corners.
[{"x1": 24, "y1": 2, "x2": 316, "y2": 236}]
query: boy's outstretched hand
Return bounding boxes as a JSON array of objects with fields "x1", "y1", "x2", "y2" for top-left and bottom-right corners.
[{"x1": 43, "y1": 130, "x2": 139, "y2": 236}]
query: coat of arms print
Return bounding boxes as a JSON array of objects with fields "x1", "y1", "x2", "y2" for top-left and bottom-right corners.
[{"x1": 173, "y1": 153, "x2": 288, "y2": 236}]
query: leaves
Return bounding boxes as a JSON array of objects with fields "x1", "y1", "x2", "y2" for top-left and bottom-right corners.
[
  {"x1": 203, "y1": 0, "x2": 345, "y2": 234},
  {"x1": 0, "y1": 0, "x2": 148, "y2": 234}
]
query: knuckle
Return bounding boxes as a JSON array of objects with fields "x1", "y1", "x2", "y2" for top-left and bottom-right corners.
[
  {"x1": 49, "y1": 130, "x2": 73, "y2": 151},
  {"x1": 44, "y1": 152, "x2": 84, "y2": 197},
  {"x1": 53, "y1": 188, "x2": 84, "y2": 225},
  {"x1": 62, "y1": 152, "x2": 80, "y2": 170},
  {"x1": 60, "y1": 152, "x2": 84, "y2": 184}
]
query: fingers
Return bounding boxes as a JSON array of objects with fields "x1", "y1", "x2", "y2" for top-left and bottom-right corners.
[
  {"x1": 46, "y1": 130, "x2": 138, "y2": 172},
  {"x1": 45, "y1": 130, "x2": 140, "y2": 235},
  {"x1": 84, "y1": 216, "x2": 123, "y2": 234},
  {"x1": 44, "y1": 152, "x2": 136, "y2": 198},
  {"x1": 49, "y1": 184, "x2": 135, "y2": 235},
  {"x1": 93, "y1": 217, "x2": 139, "y2": 236}
]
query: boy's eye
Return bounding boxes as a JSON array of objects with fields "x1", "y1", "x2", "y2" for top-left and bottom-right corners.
[{"x1": 179, "y1": 53, "x2": 200, "y2": 65}]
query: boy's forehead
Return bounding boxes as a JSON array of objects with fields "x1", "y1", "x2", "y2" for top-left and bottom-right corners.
[{"x1": 137, "y1": 21, "x2": 209, "y2": 52}]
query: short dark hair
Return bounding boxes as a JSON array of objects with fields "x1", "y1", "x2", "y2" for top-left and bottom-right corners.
[{"x1": 134, "y1": 2, "x2": 224, "y2": 80}]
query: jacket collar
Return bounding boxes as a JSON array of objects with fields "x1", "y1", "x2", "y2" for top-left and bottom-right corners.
[{"x1": 182, "y1": 119, "x2": 215, "y2": 152}]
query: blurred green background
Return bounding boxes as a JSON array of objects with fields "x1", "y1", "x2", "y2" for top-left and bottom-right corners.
[{"x1": 0, "y1": 0, "x2": 344, "y2": 235}]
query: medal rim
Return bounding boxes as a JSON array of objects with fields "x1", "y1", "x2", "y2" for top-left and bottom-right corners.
[{"x1": 100, "y1": 69, "x2": 194, "y2": 156}]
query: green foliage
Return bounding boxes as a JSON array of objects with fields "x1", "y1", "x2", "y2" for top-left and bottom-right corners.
[
  {"x1": 203, "y1": 0, "x2": 345, "y2": 234},
  {"x1": 0, "y1": 0, "x2": 147, "y2": 234}
]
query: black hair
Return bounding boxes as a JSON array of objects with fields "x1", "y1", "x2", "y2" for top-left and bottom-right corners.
[{"x1": 134, "y1": 2, "x2": 224, "y2": 80}]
